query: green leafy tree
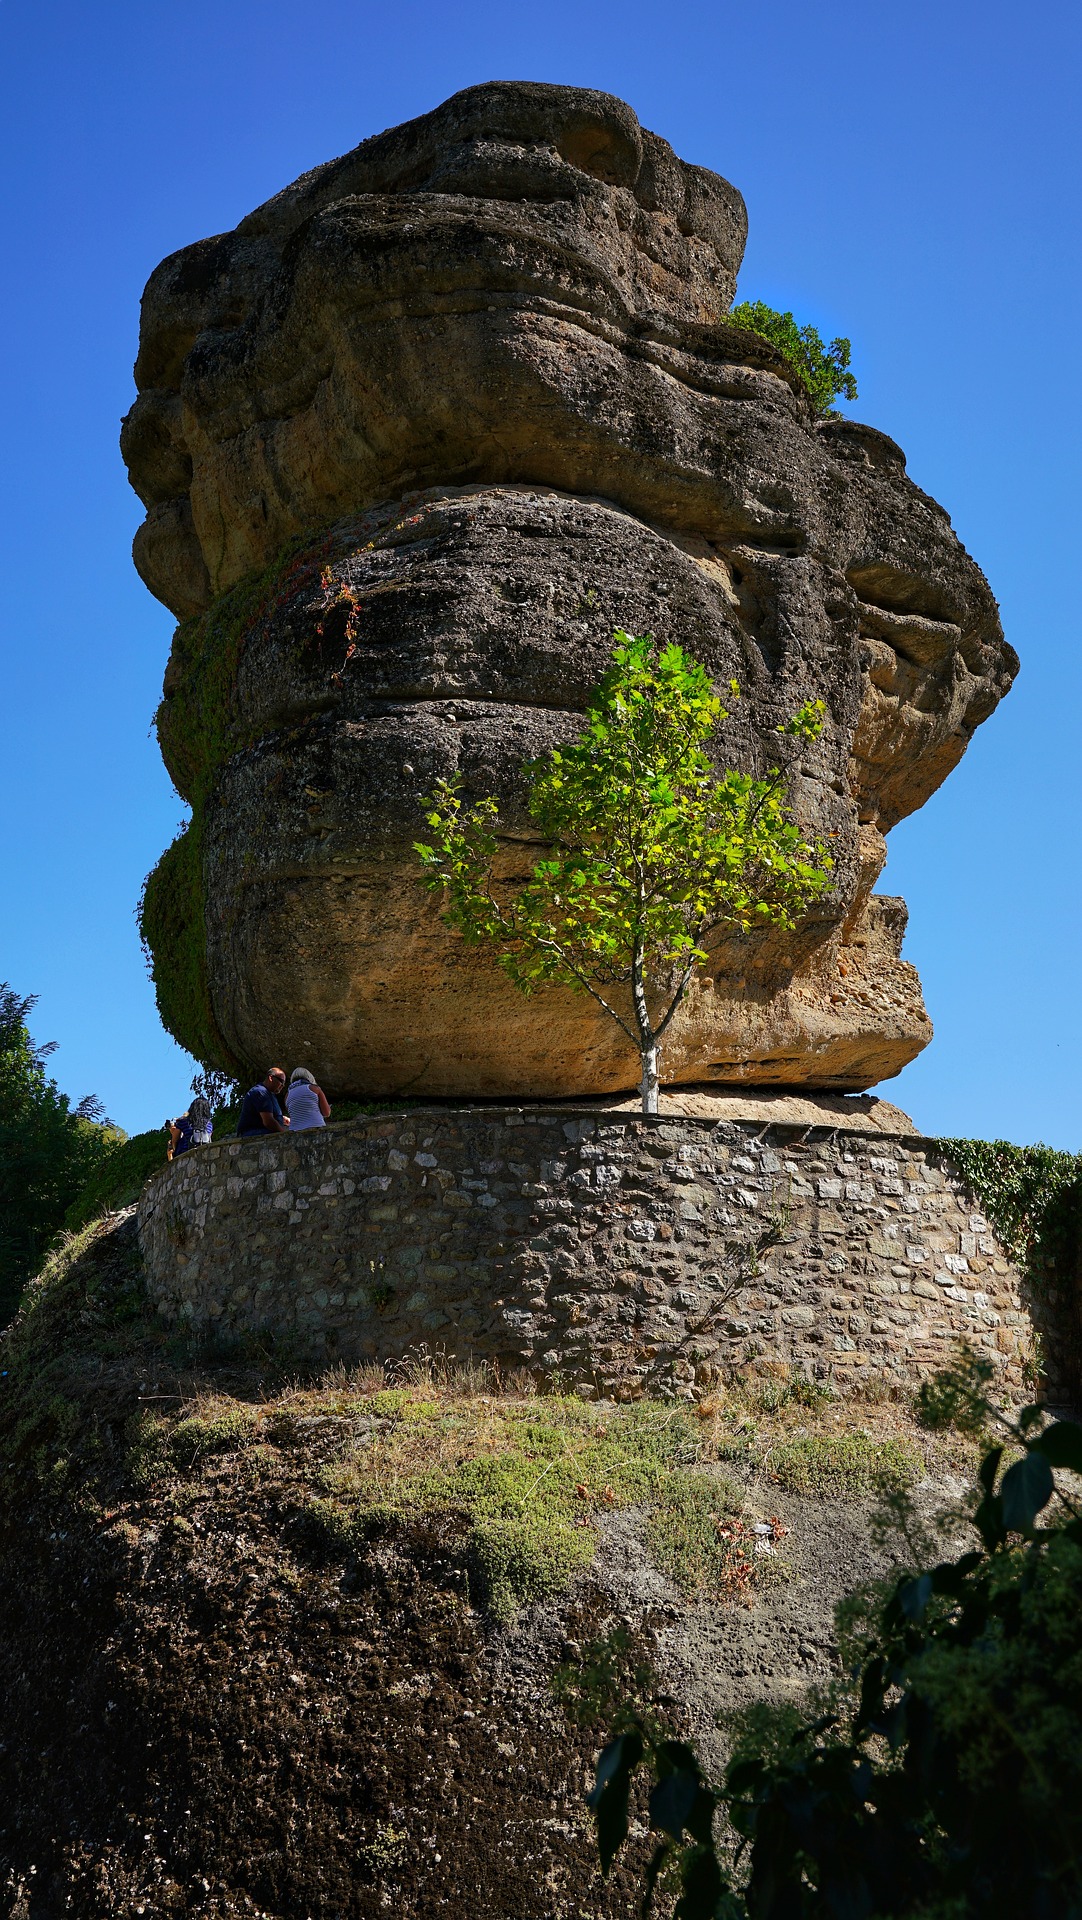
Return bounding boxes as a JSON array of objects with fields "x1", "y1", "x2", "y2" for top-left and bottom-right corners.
[
  {"x1": 416, "y1": 635, "x2": 832, "y2": 1113},
  {"x1": 589, "y1": 1359, "x2": 1082, "y2": 1917},
  {"x1": 729, "y1": 300, "x2": 858, "y2": 418},
  {"x1": 0, "y1": 984, "x2": 117, "y2": 1323}
]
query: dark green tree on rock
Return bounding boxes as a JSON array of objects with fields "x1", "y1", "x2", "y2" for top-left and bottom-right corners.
[
  {"x1": 0, "y1": 985, "x2": 116, "y2": 1321},
  {"x1": 416, "y1": 634, "x2": 833, "y2": 1114}
]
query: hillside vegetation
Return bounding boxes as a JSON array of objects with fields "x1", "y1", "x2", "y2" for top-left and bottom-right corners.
[{"x1": 0, "y1": 1212, "x2": 971, "y2": 1919}]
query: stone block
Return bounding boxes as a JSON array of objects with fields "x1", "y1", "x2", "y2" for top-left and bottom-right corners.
[{"x1": 782, "y1": 1306, "x2": 816, "y2": 1328}]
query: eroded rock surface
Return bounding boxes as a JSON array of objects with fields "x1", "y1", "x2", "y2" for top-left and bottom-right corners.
[{"x1": 124, "y1": 81, "x2": 1016, "y2": 1096}]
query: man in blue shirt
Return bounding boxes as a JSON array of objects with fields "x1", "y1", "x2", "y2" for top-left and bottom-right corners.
[{"x1": 236, "y1": 1068, "x2": 291, "y2": 1136}]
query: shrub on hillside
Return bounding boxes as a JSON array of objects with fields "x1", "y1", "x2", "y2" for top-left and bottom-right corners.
[{"x1": 62, "y1": 1128, "x2": 169, "y2": 1233}]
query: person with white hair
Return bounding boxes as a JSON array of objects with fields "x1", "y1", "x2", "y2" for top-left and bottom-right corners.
[{"x1": 285, "y1": 1067, "x2": 331, "y2": 1131}]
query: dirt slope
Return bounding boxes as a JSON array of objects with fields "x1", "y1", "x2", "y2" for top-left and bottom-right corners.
[{"x1": 0, "y1": 1215, "x2": 972, "y2": 1919}]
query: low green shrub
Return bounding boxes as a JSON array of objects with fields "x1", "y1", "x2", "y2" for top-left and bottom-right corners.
[
  {"x1": 740, "y1": 1371, "x2": 835, "y2": 1417},
  {"x1": 307, "y1": 1392, "x2": 742, "y2": 1618},
  {"x1": 729, "y1": 299, "x2": 858, "y2": 416},
  {"x1": 645, "y1": 1470, "x2": 761, "y2": 1597},
  {"x1": 128, "y1": 1402, "x2": 259, "y2": 1485},
  {"x1": 768, "y1": 1431, "x2": 921, "y2": 1498}
]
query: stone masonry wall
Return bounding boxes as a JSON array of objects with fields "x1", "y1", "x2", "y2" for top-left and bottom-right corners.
[{"x1": 136, "y1": 1108, "x2": 1040, "y2": 1399}]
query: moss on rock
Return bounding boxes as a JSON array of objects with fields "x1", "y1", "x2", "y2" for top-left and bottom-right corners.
[
  {"x1": 142, "y1": 526, "x2": 343, "y2": 1071},
  {"x1": 138, "y1": 819, "x2": 238, "y2": 1073}
]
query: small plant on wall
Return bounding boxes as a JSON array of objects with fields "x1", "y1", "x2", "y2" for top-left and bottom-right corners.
[{"x1": 415, "y1": 633, "x2": 832, "y2": 1114}]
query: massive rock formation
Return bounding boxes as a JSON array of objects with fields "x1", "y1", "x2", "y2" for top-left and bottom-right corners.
[{"x1": 123, "y1": 81, "x2": 1016, "y2": 1098}]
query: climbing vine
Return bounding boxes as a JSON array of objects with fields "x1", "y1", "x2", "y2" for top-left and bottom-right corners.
[
  {"x1": 140, "y1": 525, "x2": 345, "y2": 1073},
  {"x1": 933, "y1": 1137, "x2": 1082, "y2": 1297},
  {"x1": 155, "y1": 524, "x2": 344, "y2": 804}
]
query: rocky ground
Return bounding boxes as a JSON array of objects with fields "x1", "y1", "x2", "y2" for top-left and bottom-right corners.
[{"x1": 0, "y1": 1214, "x2": 978, "y2": 1919}]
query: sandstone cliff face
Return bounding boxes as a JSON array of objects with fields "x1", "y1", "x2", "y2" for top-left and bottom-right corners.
[{"x1": 124, "y1": 82, "x2": 1016, "y2": 1097}]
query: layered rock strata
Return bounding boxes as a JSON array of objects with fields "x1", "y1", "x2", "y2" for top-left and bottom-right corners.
[{"x1": 124, "y1": 81, "x2": 1017, "y2": 1097}]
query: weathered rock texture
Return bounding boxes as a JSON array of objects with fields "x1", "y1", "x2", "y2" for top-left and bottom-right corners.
[
  {"x1": 124, "y1": 82, "x2": 1017, "y2": 1097},
  {"x1": 137, "y1": 1111, "x2": 1043, "y2": 1399}
]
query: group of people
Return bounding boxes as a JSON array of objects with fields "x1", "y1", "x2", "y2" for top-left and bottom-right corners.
[
  {"x1": 236, "y1": 1066, "x2": 331, "y2": 1136},
  {"x1": 166, "y1": 1067, "x2": 332, "y2": 1159}
]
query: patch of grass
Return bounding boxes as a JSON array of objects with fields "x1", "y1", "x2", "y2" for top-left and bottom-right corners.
[
  {"x1": 645, "y1": 1471, "x2": 746, "y2": 1596},
  {"x1": 308, "y1": 1391, "x2": 716, "y2": 1618},
  {"x1": 739, "y1": 1369, "x2": 836, "y2": 1417},
  {"x1": 768, "y1": 1432, "x2": 921, "y2": 1499},
  {"x1": 127, "y1": 1400, "x2": 260, "y2": 1485}
]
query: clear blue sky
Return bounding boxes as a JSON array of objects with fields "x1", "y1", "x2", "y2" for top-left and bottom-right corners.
[{"x1": 1, "y1": 0, "x2": 1078, "y2": 1144}]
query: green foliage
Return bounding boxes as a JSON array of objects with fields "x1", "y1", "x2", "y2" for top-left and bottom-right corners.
[
  {"x1": 590, "y1": 1367, "x2": 1082, "y2": 1917},
  {"x1": 156, "y1": 527, "x2": 339, "y2": 808},
  {"x1": 932, "y1": 1139, "x2": 1082, "y2": 1389},
  {"x1": 645, "y1": 1472, "x2": 746, "y2": 1596},
  {"x1": 0, "y1": 1217, "x2": 153, "y2": 1490},
  {"x1": 737, "y1": 1371, "x2": 836, "y2": 1418},
  {"x1": 62, "y1": 1127, "x2": 169, "y2": 1232},
  {"x1": 127, "y1": 1402, "x2": 259, "y2": 1486},
  {"x1": 138, "y1": 820, "x2": 233, "y2": 1076},
  {"x1": 0, "y1": 984, "x2": 117, "y2": 1324},
  {"x1": 935, "y1": 1136, "x2": 1082, "y2": 1292},
  {"x1": 142, "y1": 525, "x2": 342, "y2": 1074},
  {"x1": 729, "y1": 301, "x2": 858, "y2": 418},
  {"x1": 417, "y1": 634, "x2": 832, "y2": 1109},
  {"x1": 768, "y1": 1432, "x2": 921, "y2": 1499},
  {"x1": 307, "y1": 1389, "x2": 755, "y2": 1619}
]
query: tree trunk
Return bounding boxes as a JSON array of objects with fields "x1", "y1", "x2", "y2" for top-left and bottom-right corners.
[
  {"x1": 631, "y1": 933, "x2": 659, "y2": 1115},
  {"x1": 640, "y1": 1045, "x2": 660, "y2": 1115}
]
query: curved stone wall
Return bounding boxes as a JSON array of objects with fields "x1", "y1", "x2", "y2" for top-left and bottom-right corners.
[{"x1": 136, "y1": 1108, "x2": 1039, "y2": 1398}]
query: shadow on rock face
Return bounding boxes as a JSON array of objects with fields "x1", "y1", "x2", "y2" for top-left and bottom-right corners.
[{"x1": 123, "y1": 82, "x2": 1017, "y2": 1100}]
